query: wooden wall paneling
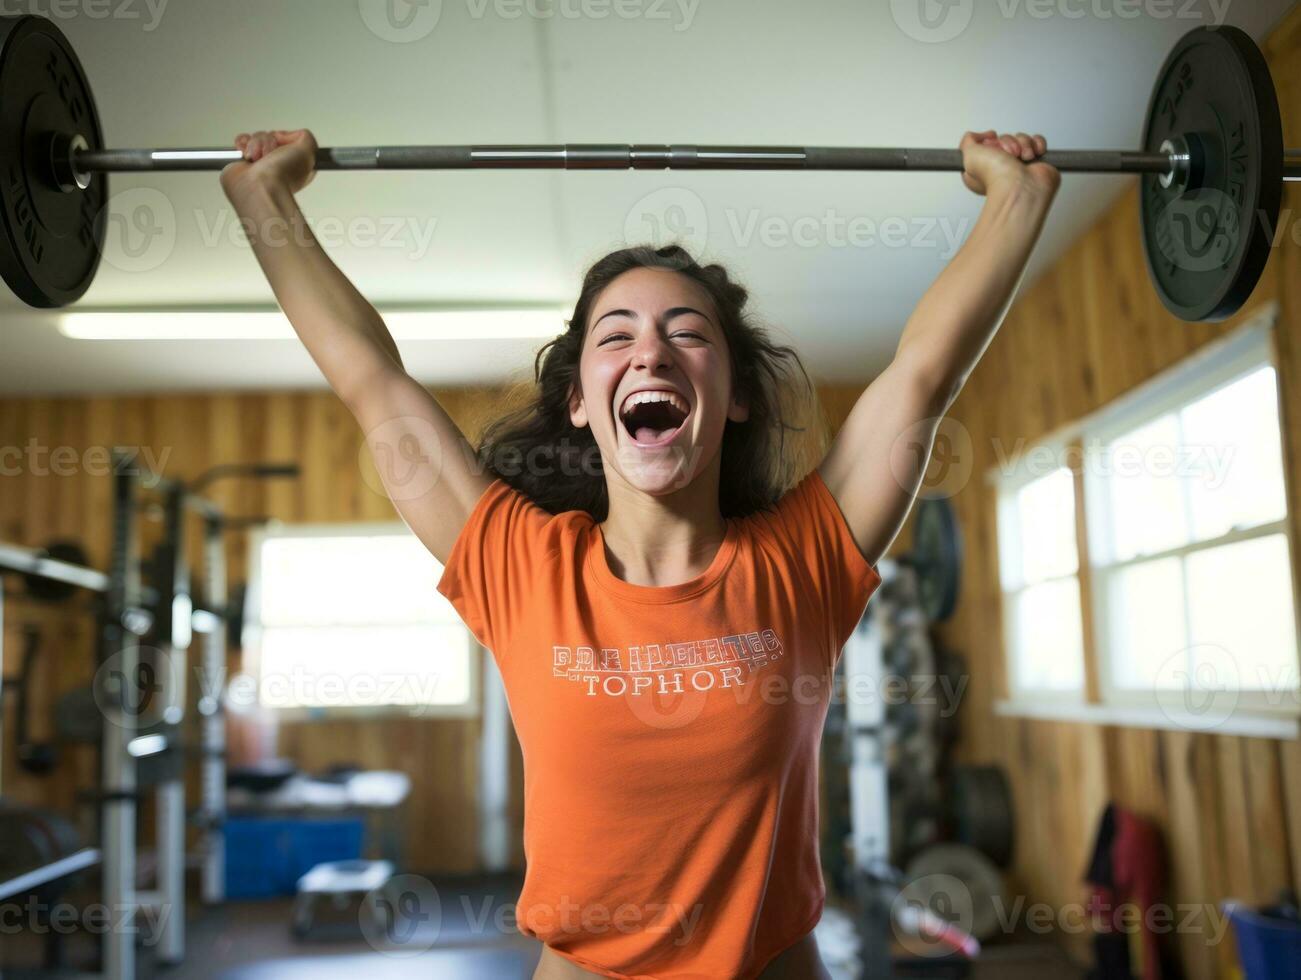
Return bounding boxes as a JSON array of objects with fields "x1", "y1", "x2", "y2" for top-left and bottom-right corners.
[
  {"x1": 1243, "y1": 738, "x2": 1293, "y2": 904},
  {"x1": 1281, "y1": 738, "x2": 1301, "y2": 897}
]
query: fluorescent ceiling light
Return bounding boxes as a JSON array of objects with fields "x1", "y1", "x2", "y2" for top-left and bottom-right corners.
[{"x1": 57, "y1": 309, "x2": 567, "y2": 340}]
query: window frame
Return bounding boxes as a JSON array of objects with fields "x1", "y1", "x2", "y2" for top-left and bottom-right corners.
[
  {"x1": 244, "y1": 520, "x2": 480, "y2": 721},
  {"x1": 991, "y1": 304, "x2": 1301, "y2": 737}
]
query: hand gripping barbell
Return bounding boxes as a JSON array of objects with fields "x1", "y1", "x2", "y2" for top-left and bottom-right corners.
[{"x1": 2, "y1": 15, "x2": 1298, "y2": 321}]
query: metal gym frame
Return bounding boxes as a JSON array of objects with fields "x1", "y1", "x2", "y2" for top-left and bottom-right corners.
[{"x1": 0, "y1": 450, "x2": 237, "y2": 980}]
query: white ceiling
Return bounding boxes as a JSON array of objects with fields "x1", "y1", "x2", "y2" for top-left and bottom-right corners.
[{"x1": 2, "y1": 0, "x2": 1294, "y2": 395}]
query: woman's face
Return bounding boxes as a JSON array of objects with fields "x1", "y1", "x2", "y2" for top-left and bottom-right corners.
[{"x1": 570, "y1": 266, "x2": 749, "y2": 499}]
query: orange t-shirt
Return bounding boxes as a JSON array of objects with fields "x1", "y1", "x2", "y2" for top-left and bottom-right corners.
[{"x1": 437, "y1": 468, "x2": 881, "y2": 980}]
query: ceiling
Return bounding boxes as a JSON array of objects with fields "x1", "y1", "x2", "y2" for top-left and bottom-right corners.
[{"x1": 2, "y1": 0, "x2": 1294, "y2": 395}]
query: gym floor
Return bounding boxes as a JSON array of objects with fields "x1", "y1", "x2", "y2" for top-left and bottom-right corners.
[{"x1": 3, "y1": 881, "x2": 1082, "y2": 980}]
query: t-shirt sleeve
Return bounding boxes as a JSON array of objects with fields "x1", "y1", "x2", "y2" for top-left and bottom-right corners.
[
  {"x1": 766, "y1": 468, "x2": 882, "y2": 657},
  {"x1": 436, "y1": 480, "x2": 549, "y2": 655}
]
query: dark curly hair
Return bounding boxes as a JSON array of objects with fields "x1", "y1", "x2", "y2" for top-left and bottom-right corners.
[{"x1": 475, "y1": 244, "x2": 821, "y2": 520}]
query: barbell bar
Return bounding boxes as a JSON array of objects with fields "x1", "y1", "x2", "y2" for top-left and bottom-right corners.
[
  {"x1": 0, "y1": 14, "x2": 1292, "y2": 322},
  {"x1": 62, "y1": 144, "x2": 1209, "y2": 176}
]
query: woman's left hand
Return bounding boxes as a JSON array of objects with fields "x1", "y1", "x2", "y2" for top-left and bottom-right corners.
[{"x1": 960, "y1": 130, "x2": 1060, "y2": 199}]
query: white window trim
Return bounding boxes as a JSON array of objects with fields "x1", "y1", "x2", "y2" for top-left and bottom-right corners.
[
  {"x1": 985, "y1": 302, "x2": 1301, "y2": 737},
  {"x1": 993, "y1": 698, "x2": 1299, "y2": 740},
  {"x1": 245, "y1": 520, "x2": 480, "y2": 721}
]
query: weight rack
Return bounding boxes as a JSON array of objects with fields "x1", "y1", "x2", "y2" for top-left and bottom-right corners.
[{"x1": 0, "y1": 454, "x2": 241, "y2": 980}]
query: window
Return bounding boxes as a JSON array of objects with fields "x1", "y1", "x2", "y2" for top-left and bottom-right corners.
[
  {"x1": 994, "y1": 312, "x2": 1301, "y2": 735},
  {"x1": 998, "y1": 463, "x2": 1086, "y2": 700},
  {"x1": 244, "y1": 524, "x2": 476, "y2": 716}
]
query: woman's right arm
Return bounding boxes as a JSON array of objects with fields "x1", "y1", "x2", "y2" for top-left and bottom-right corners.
[{"x1": 220, "y1": 129, "x2": 491, "y2": 563}]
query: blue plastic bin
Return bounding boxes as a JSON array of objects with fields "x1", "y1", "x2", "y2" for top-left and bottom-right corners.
[
  {"x1": 224, "y1": 817, "x2": 365, "y2": 899},
  {"x1": 1226, "y1": 901, "x2": 1301, "y2": 980}
]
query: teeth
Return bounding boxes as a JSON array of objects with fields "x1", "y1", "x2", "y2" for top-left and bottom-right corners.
[{"x1": 619, "y1": 390, "x2": 689, "y2": 418}]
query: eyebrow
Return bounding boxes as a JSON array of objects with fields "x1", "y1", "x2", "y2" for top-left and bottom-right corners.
[{"x1": 591, "y1": 306, "x2": 716, "y2": 330}]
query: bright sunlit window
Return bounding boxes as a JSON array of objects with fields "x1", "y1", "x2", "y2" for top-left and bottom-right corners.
[
  {"x1": 997, "y1": 464, "x2": 1087, "y2": 699},
  {"x1": 1084, "y1": 330, "x2": 1299, "y2": 719},
  {"x1": 994, "y1": 316, "x2": 1300, "y2": 734},
  {"x1": 245, "y1": 525, "x2": 475, "y2": 715}
]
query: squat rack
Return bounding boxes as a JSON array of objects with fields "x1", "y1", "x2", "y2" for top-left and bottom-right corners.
[{"x1": 0, "y1": 452, "x2": 293, "y2": 980}]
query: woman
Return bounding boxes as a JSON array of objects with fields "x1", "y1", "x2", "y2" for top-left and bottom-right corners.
[{"x1": 220, "y1": 128, "x2": 1057, "y2": 979}]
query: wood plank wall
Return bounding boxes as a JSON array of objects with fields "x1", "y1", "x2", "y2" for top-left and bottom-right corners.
[
  {"x1": 0, "y1": 388, "x2": 515, "y2": 874},
  {"x1": 0, "y1": 382, "x2": 846, "y2": 876},
  {"x1": 918, "y1": 9, "x2": 1301, "y2": 976}
]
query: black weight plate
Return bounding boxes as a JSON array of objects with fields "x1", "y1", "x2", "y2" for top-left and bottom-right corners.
[
  {"x1": 1141, "y1": 26, "x2": 1283, "y2": 323},
  {"x1": 950, "y1": 764, "x2": 1014, "y2": 868},
  {"x1": 0, "y1": 15, "x2": 105, "y2": 308},
  {"x1": 912, "y1": 496, "x2": 961, "y2": 622},
  {"x1": 24, "y1": 538, "x2": 88, "y2": 601},
  {"x1": 53, "y1": 685, "x2": 101, "y2": 742}
]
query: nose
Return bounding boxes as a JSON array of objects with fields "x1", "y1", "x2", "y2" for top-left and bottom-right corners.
[{"x1": 629, "y1": 329, "x2": 672, "y2": 372}]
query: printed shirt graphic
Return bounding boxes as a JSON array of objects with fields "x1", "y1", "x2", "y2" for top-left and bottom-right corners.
[{"x1": 438, "y1": 470, "x2": 880, "y2": 980}]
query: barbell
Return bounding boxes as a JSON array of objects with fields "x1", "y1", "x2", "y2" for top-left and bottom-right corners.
[{"x1": 1, "y1": 14, "x2": 1297, "y2": 321}]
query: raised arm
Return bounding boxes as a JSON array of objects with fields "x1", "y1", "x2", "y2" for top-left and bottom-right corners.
[
  {"x1": 819, "y1": 131, "x2": 1060, "y2": 565},
  {"x1": 220, "y1": 129, "x2": 491, "y2": 563}
]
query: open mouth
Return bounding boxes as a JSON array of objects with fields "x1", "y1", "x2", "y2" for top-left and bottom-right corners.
[{"x1": 618, "y1": 390, "x2": 690, "y2": 447}]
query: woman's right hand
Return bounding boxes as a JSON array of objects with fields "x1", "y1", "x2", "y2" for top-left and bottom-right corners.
[{"x1": 220, "y1": 128, "x2": 319, "y2": 199}]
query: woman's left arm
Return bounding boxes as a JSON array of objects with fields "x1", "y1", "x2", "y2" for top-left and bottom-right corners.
[{"x1": 819, "y1": 131, "x2": 1061, "y2": 565}]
